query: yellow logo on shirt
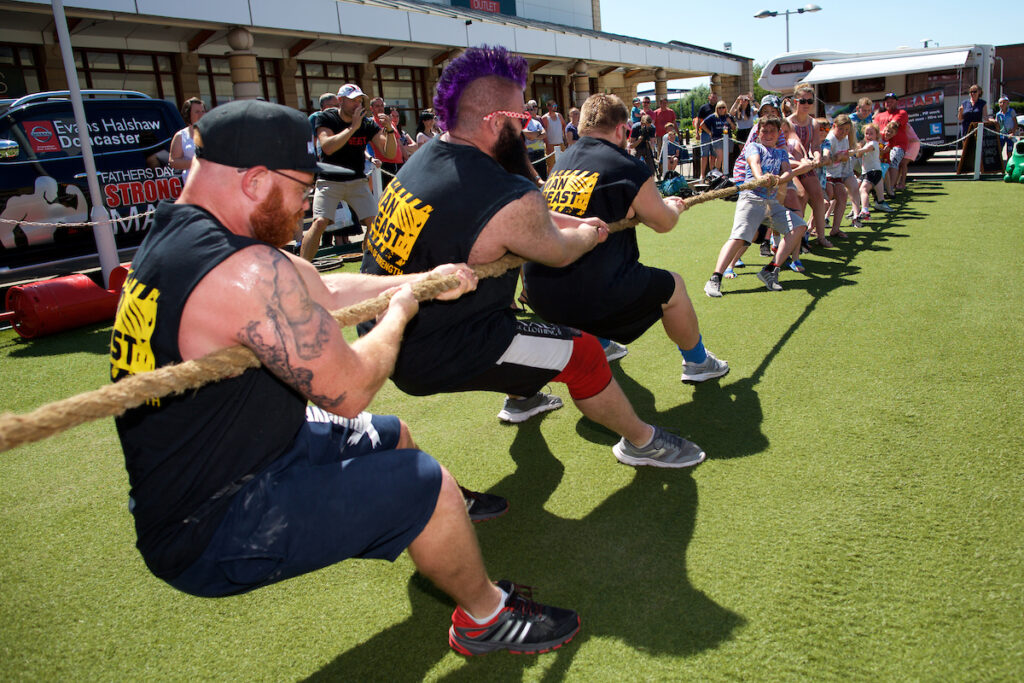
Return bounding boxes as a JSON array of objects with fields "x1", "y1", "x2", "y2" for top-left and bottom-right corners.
[
  {"x1": 110, "y1": 270, "x2": 161, "y2": 404},
  {"x1": 543, "y1": 170, "x2": 599, "y2": 216},
  {"x1": 367, "y1": 178, "x2": 433, "y2": 274}
]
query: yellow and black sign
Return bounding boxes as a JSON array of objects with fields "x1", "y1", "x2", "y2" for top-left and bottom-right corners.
[
  {"x1": 366, "y1": 178, "x2": 433, "y2": 275},
  {"x1": 542, "y1": 170, "x2": 599, "y2": 216},
  {"x1": 110, "y1": 270, "x2": 160, "y2": 404}
]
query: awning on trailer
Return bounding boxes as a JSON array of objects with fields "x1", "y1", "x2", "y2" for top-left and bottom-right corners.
[{"x1": 802, "y1": 50, "x2": 970, "y2": 84}]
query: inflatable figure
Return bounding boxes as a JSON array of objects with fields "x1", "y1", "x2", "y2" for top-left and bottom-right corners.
[{"x1": 1006, "y1": 138, "x2": 1024, "y2": 183}]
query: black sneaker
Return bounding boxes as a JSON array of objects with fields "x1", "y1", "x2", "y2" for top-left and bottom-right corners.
[
  {"x1": 449, "y1": 581, "x2": 581, "y2": 656},
  {"x1": 759, "y1": 241, "x2": 772, "y2": 257},
  {"x1": 460, "y1": 486, "x2": 509, "y2": 523}
]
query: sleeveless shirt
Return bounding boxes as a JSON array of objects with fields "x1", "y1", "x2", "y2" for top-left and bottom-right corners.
[
  {"x1": 358, "y1": 139, "x2": 537, "y2": 395},
  {"x1": 111, "y1": 201, "x2": 305, "y2": 580},
  {"x1": 522, "y1": 136, "x2": 653, "y2": 326}
]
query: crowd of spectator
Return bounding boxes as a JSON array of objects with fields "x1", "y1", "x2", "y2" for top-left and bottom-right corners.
[{"x1": 171, "y1": 77, "x2": 1020, "y2": 267}]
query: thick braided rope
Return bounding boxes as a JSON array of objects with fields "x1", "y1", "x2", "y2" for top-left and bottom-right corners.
[{"x1": 0, "y1": 172, "x2": 782, "y2": 453}]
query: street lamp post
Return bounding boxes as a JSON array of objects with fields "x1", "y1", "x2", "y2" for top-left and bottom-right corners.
[{"x1": 754, "y1": 4, "x2": 822, "y2": 52}]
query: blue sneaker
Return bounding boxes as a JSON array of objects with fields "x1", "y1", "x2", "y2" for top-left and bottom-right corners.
[{"x1": 789, "y1": 259, "x2": 805, "y2": 273}]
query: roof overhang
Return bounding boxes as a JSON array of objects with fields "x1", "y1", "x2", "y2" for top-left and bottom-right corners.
[
  {"x1": 802, "y1": 50, "x2": 971, "y2": 84},
  {"x1": 4, "y1": 0, "x2": 747, "y2": 79}
]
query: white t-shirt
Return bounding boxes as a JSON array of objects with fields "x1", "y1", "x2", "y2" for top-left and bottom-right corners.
[
  {"x1": 860, "y1": 139, "x2": 881, "y2": 173},
  {"x1": 825, "y1": 130, "x2": 853, "y2": 178}
]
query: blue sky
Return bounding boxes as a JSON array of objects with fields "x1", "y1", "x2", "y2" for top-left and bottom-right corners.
[{"x1": 601, "y1": 0, "x2": 1020, "y2": 68}]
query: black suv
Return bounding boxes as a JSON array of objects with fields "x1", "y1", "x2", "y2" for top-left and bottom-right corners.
[{"x1": 0, "y1": 90, "x2": 185, "y2": 283}]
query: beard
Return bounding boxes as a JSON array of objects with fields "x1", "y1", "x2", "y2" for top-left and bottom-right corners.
[
  {"x1": 250, "y1": 184, "x2": 304, "y2": 248},
  {"x1": 494, "y1": 121, "x2": 536, "y2": 180}
]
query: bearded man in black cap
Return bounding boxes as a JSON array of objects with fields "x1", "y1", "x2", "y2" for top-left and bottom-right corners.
[{"x1": 108, "y1": 99, "x2": 580, "y2": 656}]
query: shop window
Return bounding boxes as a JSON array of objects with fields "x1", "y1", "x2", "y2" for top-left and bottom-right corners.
[{"x1": 852, "y1": 77, "x2": 885, "y2": 94}]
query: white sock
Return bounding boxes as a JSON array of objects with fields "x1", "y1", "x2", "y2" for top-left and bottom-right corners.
[
  {"x1": 632, "y1": 425, "x2": 656, "y2": 449},
  {"x1": 467, "y1": 586, "x2": 509, "y2": 624}
]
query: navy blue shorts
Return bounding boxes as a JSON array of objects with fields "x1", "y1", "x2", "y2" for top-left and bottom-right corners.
[{"x1": 168, "y1": 408, "x2": 442, "y2": 598}]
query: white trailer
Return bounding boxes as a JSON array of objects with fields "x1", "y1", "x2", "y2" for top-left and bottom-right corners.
[{"x1": 759, "y1": 45, "x2": 997, "y2": 157}]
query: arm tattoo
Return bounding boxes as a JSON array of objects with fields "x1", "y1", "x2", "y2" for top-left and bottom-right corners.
[{"x1": 241, "y1": 250, "x2": 347, "y2": 411}]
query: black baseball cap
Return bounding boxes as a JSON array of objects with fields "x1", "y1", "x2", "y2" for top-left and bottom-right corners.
[
  {"x1": 884, "y1": 92, "x2": 897, "y2": 100},
  {"x1": 194, "y1": 99, "x2": 352, "y2": 177}
]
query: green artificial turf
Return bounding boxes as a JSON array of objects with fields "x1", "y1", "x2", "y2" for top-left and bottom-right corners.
[{"x1": 1, "y1": 180, "x2": 1023, "y2": 681}]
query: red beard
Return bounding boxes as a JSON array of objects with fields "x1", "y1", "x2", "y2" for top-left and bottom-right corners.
[{"x1": 250, "y1": 184, "x2": 304, "y2": 248}]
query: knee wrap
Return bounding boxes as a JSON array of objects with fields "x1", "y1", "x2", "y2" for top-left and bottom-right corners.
[{"x1": 553, "y1": 333, "x2": 612, "y2": 401}]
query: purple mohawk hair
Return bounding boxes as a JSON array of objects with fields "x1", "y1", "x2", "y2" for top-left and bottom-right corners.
[{"x1": 433, "y1": 45, "x2": 528, "y2": 131}]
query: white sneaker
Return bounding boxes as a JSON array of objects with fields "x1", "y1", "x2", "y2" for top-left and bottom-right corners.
[
  {"x1": 704, "y1": 277, "x2": 722, "y2": 298},
  {"x1": 603, "y1": 340, "x2": 629, "y2": 362},
  {"x1": 612, "y1": 426, "x2": 706, "y2": 468},
  {"x1": 497, "y1": 392, "x2": 563, "y2": 423},
  {"x1": 681, "y1": 350, "x2": 729, "y2": 383}
]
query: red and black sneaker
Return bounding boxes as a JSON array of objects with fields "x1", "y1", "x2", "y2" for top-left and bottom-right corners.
[
  {"x1": 459, "y1": 486, "x2": 509, "y2": 523},
  {"x1": 448, "y1": 581, "x2": 580, "y2": 656}
]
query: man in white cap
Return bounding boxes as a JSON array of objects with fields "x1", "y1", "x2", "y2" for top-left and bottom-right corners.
[{"x1": 300, "y1": 83, "x2": 396, "y2": 261}]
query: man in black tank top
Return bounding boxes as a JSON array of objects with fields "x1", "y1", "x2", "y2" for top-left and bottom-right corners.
[
  {"x1": 359, "y1": 46, "x2": 708, "y2": 472},
  {"x1": 522, "y1": 93, "x2": 730, "y2": 385},
  {"x1": 108, "y1": 99, "x2": 582, "y2": 657}
]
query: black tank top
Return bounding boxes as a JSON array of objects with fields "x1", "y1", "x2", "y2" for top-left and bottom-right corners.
[
  {"x1": 358, "y1": 139, "x2": 537, "y2": 395},
  {"x1": 111, "y1": 201, "x2": 305, "y2": 580},
  {"x1": 523, "y1": 136, "x2": 652, "y2": 325}
]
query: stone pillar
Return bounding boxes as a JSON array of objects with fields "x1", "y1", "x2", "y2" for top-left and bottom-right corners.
[
  {"x1": 717, "y1": 75, "x2": 743, "y2": 110},
  {"x1": 279, "y1": 57, "x2": 299, "y2": 109},
  {"x1": 40, "y1": 43, "x2": 68, "y2": 92},
  {"x1": 226, "y1": 27, "x2": 260, "y2": 100},
  {"x1": 172, "y1": 52, "x2": 201, "y2": 102},
  {"x1": 654, "y1": 68, "x2": 668, "y2": 103},
  {"x1": 591, "y1": 0, "x2": 601, "y2": 31},
  {"x1": 572, "y1": 60, "x2": 589, "y2": 108},
  {"x1": 359, "y1": 64, "x2": 377, "y2": 100}
]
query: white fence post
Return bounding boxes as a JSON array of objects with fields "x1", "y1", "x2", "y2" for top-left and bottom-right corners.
[{"x1": 973, "y1": 123, "x2": 984, "y2": 181}]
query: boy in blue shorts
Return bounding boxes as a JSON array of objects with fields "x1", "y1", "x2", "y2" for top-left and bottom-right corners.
[{"x1": 704, "y1": 116, "x2": 806, "y2": 297}]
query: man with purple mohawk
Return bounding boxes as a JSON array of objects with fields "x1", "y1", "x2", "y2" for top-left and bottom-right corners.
[{"x1": 361, "y1": 47, "x2": 707, "y2": 476}]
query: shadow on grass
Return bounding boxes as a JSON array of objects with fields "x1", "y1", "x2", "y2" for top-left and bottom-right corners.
[
  {"x1": 0, "y1": 320, "x2": 112, "y2": 357},
  {"x1": 305, "y1": 200, "x2": 923, "y2": 678},
  {"x1": 306, "y1": 421, "x2": 744, "y2": 681}
]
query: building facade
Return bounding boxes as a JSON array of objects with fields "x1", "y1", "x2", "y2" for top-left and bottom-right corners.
[{"x1": 1, "y1": 0, "x2": 752, "y2": 121}]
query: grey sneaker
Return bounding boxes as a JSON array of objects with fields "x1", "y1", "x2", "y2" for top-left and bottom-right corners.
[
  {"x1": 603, "y1": 340, "x2": 629, "y2": 362},
  {"x1": 681, "y1": 350, "x2": 729, "y2": 383},
  {"x1": 497, "y1": 392, "x2": 563, "y2": 423},
  {"x1": 875, "y1": 201, "x2": 895, "y2": 213},
  {"x1": 704, "y1": 277, "x2": 722, "y2": 298},
  {"x1": 757, "y1": 268, "x2": 783, "y2": 291},
  {"x1": 612, "y1": 426, "x2": 706, "y2": 469}
]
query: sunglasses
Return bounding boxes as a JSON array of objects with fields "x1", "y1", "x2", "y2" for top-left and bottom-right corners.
[
  {"x1": 264, "y1": 168, "x2": 311, "y2": 198},
  {"x1": 798, "y1": 98, "x2": 814, "y2": 105},
  {"x1": 483, "y1": 110, "x2": 533, "y2": 122}
]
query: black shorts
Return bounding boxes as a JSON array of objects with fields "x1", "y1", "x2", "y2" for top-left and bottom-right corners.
[
  {"x1": 529, "y1": 266, "x2": 675, "y2": 345},
  {"x1": 863, "y1": 170, "x2": 883, "y2": 186},
  {"x1": 451, "y1": 320, "x2": 579, "y2": 397}
]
